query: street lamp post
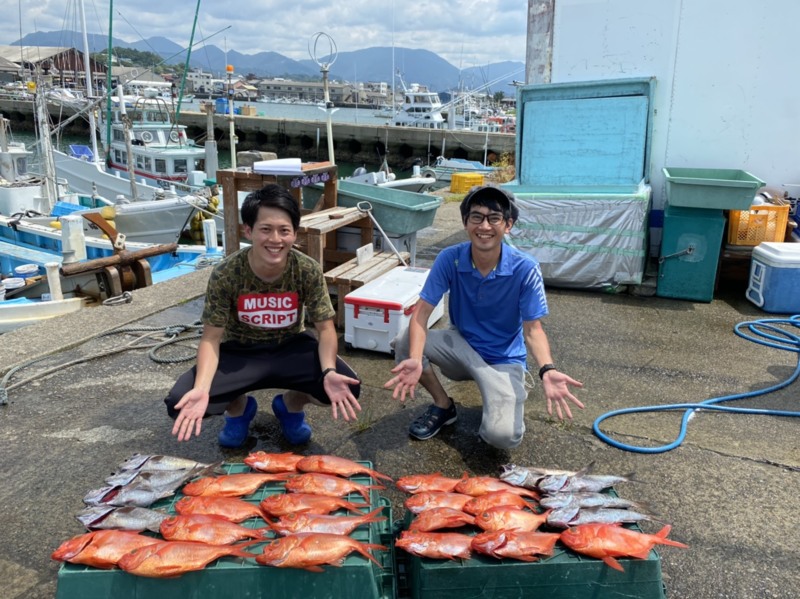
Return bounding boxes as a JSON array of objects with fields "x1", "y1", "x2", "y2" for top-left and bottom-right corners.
[
  {"x1": 309, "y1": 33, "x2": 338, "y2": 165},
  {"x1": 226, "y1": 64, "x2": 237, "y2": 169}
]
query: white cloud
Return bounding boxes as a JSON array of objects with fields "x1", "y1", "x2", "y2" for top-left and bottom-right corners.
[{"x1": 3, "y1": 0, "x2": 527, "y2": 68}]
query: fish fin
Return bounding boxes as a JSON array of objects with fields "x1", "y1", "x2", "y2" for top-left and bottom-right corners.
[
  {"x1": 513, "y1": 555, "x2": 539, "y2": 562},
  {"x1": 576, "y1": 461, "x2": 596, "y2": 476},
  {"x1": 603, "y1": 556, "x2": 625, "y2": 572},
  {"x1": 630, "y1": 548, "x2": 652, "y2": 559},
  {"x1": 304, "y1": 565, "x2": 326, "y2": 573}
]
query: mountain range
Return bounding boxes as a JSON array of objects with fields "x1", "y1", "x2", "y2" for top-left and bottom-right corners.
[{"x1": 12, "y1": 30, "x2": 525, "y2": 95}]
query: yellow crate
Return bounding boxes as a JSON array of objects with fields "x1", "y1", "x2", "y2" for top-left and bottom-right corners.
[
  {"x1": 450, "y1": 172, "x2": 485, "y2": 194},
  {"x1": 727, "y1": 204, "x2": 789, "y2": 246}
]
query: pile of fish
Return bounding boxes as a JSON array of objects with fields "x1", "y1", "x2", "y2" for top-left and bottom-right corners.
[
  {"x1": 52, "y1": 453, "x2": 688, "y2": 577},
  {"x1": 52, "y1": 452, "x2": 391, "y2": 578},
  {"x1": 393, "y1": 464, "x2": 688, "y2": 572}
]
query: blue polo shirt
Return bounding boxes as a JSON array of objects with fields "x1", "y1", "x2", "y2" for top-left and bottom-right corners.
[{"x1": 419, "y1": 241, "x2": 548, "y2": 366}]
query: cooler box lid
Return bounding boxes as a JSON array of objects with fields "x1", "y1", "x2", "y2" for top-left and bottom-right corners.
[
  {"x1": 344, "y1": 266, "x2": 431, "y2": 311},
  {"x1": 514, "y1": 77, "x2": 655, "y2": 192},
  {"x1": 752, "y1": 242, "x2": 800, "y2": 268}
]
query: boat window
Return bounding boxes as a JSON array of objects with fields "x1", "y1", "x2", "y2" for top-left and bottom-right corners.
[
  {"x1": 155, "y1": 159, "x2": 167, "y2": 174},
  {"x1": 113, "y1": 129, "x2": 125, "y2": 142},
  {"x1": 174, "y1": 159, "x2": 188, "y2": 174},
  {"x1": 136, "y1": 154, "x2": 147, "y2": 169}
]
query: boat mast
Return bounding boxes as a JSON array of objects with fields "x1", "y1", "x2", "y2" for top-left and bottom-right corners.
[
  {"x1": 173, "y1": 0, "x2": 202, "y2": 137},
  {"x1": 77, "y1": 0, "x2": 100, "y2": 163},
  {"x1": 34, "y1": 85, "x2": 60, "y2": 209}
]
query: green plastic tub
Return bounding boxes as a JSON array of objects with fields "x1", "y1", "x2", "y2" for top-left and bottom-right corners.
[
  {"x1": 305, "y1": 180, "x2": 442, "y2": 235},
  {"x1": 662, "y1": 167, "x2": 765, "y2": 210},
  {"x1": 55, "y1": 463, "x2": 395, "y2": 599}
]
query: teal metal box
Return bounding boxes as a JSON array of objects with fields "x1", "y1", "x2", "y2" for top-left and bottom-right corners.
[
  {"x1": 656, "y1": 204, "x2": 725, "y2": 302},
  {"x1": 662, "y1": 167, "x2": 765, "y2": 211},
  {"x1": 55, "y1": 463, "x2": 395, "y2": 599}
]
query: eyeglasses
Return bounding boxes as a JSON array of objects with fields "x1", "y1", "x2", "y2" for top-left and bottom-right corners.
[{"x1": 467, "y1": 211, "x2": 505, "y2": 225}]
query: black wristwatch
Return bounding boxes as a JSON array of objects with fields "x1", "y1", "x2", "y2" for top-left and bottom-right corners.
[
  {"x1": 320, "y1": 367, "x2": 337, "y2": 382},
  {"x1": 538, "y1": 364, "x2": 557, "y2": 379}
]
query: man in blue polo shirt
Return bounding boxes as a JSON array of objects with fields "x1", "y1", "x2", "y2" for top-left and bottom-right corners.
[{"x1": 385, "y1": 185, "x2": 584, "y2": 449}]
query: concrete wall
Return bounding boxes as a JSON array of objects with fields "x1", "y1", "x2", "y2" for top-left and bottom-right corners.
[{"x1": 551, "y1": 0, "x2": 799, "y2": 208}]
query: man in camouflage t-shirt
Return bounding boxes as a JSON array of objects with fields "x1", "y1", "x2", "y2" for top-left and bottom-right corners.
[{"x1": 165, "y1": 184, "x2": 361, "y2": 447}]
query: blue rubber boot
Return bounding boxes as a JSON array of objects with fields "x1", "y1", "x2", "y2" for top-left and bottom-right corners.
[
  {"x1": 218, "y1": 395, "x2": 257, "y2": 448},
  {"x1": 271, "y1": 394, "x2": 312, "y2": 444}
]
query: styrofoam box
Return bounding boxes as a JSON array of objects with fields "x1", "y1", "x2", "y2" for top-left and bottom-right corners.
[
  {"x1": 746, "y1": 242, "x2": 800, "y2": 313},
  {"x1": 344, "y1": 266, "x2": 445, "y2": 353}
]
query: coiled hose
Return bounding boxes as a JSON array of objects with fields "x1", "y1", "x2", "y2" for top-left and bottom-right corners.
[{"x1": 592, "y1": 315, "x2": 800, "y2": 453}]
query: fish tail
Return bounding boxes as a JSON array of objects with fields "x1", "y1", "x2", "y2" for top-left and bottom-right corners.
[
  {"x1": 234, "y1": 538, "x2": 267, "y2": 554},
  {"x1": 368, "y1": 470, "x2": 394, "y2": 482},
  {"x1": 359, "y1": 543, "x2": 387, "y2": 567},
  {"x1": 654, "y1": 525, "x2": 689, "y2": 549},
  {"x1": 364, "y1": 507, "x2": 388, "y2": 523}
]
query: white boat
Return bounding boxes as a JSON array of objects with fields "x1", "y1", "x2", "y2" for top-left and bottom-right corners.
[
  {"x1": 419, "y1": 156, "x2": 497, "y2": 186},
  {"x1": 346, "y1": 160, "x2": 436, "y2": 194},
  {"x1": 0, "y1": 211, "x2": 222, "y2": 333},
  {"x1": 392, "y1": 80, "x2": 445, "y2": 129}
]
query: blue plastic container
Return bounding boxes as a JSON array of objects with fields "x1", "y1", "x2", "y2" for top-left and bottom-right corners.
[
  {"x1": 746, "y1": 242, "x2": 800, "y2": 313},
  {"x1": 215, "y1": 98, "x2": 229, "y2": 114}
]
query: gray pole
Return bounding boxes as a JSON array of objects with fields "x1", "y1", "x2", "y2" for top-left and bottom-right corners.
[{"x1": 525, "y1": 0, "x2": 555, "y2": 84}]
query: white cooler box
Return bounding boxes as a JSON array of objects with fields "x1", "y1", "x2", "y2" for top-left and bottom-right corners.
[
  {"x1": 746, "y1": 242, "x2": 800, "y2": 313},
  {"x1": 344, "y1": 266, "x2": 445, "y2": 353}
]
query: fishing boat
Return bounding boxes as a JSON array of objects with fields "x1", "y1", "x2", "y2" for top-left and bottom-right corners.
[
  {"x1": 392, "y1": 81, "x2": 445, "y2": 129},
  {"x1": 0, "y1": 210, "x2": 221, "y2": 333},
  {"x1": 419, "y1": 156, "x2": 497, "y2": 186},
  {"x1": 346, "y1": 157, "x2": 436, "y2": 194}
]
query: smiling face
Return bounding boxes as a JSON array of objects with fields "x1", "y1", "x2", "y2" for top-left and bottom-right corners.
[
  {"x1": 465, "y1": 205, "x2": 513, "y2": 254},
  {"x1": 243, "y1": 206, "x2": 297, "y2": 276}
]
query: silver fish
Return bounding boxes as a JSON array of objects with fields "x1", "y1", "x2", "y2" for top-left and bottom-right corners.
[
  {"x1": 105, "y1": 463, "x2": 219, "y2": 488},
  {"x1": 537, "y1": 470, "x2": 636, "y2": 494},
  {"x1": 76, "y1": 506, "x2": 169, "y2": 533},
  {"x1": 539, "y1": 492, "x2": 652, "y2": 512},
  {"x1": 547, "y1": 506, "x2": 657, "y2": 528},
  {"x1": 116, "y1": 453, "x2": 217, "y2": 472},
  {"x1": 499, "y1": 463, "x2": 588, "y2": 490},
  {"x1": 85, "y1": 465, "x2": 211, "y2": 507}
]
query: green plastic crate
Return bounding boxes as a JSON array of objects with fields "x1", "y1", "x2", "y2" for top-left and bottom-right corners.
[
  {"x1": 398, "y1": 501, "x2": 666, "y2": 599},
  {"x1": 662, "y1": 167, "x2": 765, "y2": 210},
  {"x1": 56, "y1": 462, "x2": 394, "y2": 599}
]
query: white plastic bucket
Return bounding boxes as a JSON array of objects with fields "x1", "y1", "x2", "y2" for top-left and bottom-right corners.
[{"x1": 14, "y1": 263, "x2": 40, "y2": 279}]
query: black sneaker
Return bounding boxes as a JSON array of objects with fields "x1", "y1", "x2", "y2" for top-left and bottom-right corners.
[{"x1": 409, "y1": 400, "x2": 457, "y2": 440}]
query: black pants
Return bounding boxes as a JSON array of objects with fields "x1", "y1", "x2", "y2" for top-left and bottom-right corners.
[{"x1": 164, "y1": 332, "x2": 360, "y2": 418}]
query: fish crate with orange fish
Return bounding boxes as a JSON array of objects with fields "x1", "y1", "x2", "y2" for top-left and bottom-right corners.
[
  {"x1": 397, "y1": 490, "x2": 668, "y2": 599},
  {"x1": 55, "y1": 461, "x2": 396, "y2": 599}
]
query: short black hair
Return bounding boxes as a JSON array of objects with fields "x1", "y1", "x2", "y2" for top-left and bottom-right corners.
[
  {"x1": 459, "y1": 185, "x2": 520, "y2": 225},
  {"x1": 240, "y1": 183, "x2": 300, "y2": 230}
]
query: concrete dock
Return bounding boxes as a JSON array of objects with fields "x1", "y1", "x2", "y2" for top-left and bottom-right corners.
[{"x1": 2, "y1": 200, "x2": 798, "y2": 598}]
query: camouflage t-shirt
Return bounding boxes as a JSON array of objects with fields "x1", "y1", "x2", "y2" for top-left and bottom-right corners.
[{"x1": 202, "y1": 247, "x2": 335, "y2": 345}]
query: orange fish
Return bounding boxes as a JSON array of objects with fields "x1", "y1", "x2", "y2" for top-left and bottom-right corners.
[
  {"x1": 254, "y1": 532, "x2": 386, "y2": 572},
  {"x1": 408, "y1": 507, "x2": 476, "y2": 532},
  {"x1": 117, "y1": 540, "x2": 258, "y2": 578},
  {"x1": 174, "y1": 495, "x2": 269, "y2": 523},
  {"x1": 296, "y1": 455, "x2": 393, "y2": 482},
  {"x1": 160, "y1": 514, "x2": 272, "y2": 545},
  {"x1": 462, "y1": 491, "x2": 537, "y2": 516},
  {"x1": 244, "y1": 451, "x2": 304, "y2": 473},
  {"x1": 51, "y1": 530, "x2": 163, "y2": 569},
  {"x1": 454, "y1": 476, "x2": 539, "y2": 500},
  {"x1": 472, "y1": 530, "x2": 561, "y2": 562},
  {"x1": 559, "y1": 523, "x2": 689, "y2": 572},
  {"x1": 259, "y1": 493, "x2": 366, "y2": 517},
  {"x1": 181, "y1": 472, "x2": 291, "y2": 497},
  {"x1": 395, "y1": 472, "x2": 468, "y2": 494},
  {"x1": 271, "y1": 507, "x2": 386, "y2": 536},
  {"x1": 475, "y1": 506, "x2": 550, "y2": 533},
  {"x1": 284, "y1": 472, "x2": 384, "y2": 502},
  {"x1": 395, "y1": 531, "x2": 473, "y2": 560},
  {"x1": 404, "y1": 491, "x2": 473, "y2": 514}
]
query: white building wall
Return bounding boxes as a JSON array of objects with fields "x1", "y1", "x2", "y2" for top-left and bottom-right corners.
[{"x1": 551, "y1": 0, "x2": 799, "y2": 211}]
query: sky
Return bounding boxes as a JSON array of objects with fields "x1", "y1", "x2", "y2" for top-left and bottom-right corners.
[{"x1": 4, "y1": 0, "x2": 528, "y2": 68}]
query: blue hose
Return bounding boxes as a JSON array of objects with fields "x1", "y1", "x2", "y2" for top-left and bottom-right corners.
[{"x1": 592, "y1": 315, "x2": 800, "y2": 453}]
